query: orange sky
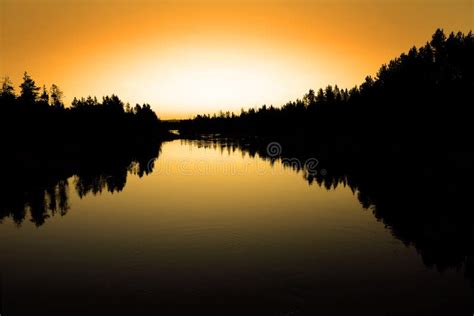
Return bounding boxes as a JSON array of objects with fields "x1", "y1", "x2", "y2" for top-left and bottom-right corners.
[{"x1": 0, "y1": 0, "x2": 472, "y2": 119}]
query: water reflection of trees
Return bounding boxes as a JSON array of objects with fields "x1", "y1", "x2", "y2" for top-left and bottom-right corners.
[
  {"x1": 185, "y1": 138, "x2": 473, "y2": 285},
  {"x1": 1, "y1": 142, "x2": 161, "y2": 227}
]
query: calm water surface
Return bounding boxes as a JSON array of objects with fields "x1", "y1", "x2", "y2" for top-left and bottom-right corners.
[{"x1": 1, "y1": 140, "x2": 472, "y2": 315}]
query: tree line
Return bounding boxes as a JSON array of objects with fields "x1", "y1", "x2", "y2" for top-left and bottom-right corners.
[
  {"x1": 0, "y1": 72, "x2": 172, "y2": 151},
  {"x1": 179, "y1": 29, "x2": 473, "y2": 148}
]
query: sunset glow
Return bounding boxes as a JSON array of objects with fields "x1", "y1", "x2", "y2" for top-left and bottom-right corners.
[{"x1": 1, "y1": 0, "x2": 472, "y2": 118}]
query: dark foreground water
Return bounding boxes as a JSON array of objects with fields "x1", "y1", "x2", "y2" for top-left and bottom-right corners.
[{"x1": 1, "y1": 140, "x2": 472, "y2": 315}]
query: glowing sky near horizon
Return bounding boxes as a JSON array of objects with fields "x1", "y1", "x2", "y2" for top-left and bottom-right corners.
[{"x1": 0, "y1": 0, "x2": 472, "y2": 118}]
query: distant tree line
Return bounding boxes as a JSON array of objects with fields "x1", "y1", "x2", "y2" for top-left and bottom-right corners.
[
  {"x1": 179, "y1": 29, "x2": 473, "y2": 148},
  {"x1": 0, "y1": 72, "x2": 172, "y2": 153}
]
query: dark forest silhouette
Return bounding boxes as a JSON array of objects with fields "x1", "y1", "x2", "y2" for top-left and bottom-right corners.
[
  {"x1": 0, "y1": 72, "x2": 173, "y2": 153},
  {"x1": 178, "y1": 29, "x2": 473, "y2": 144}
]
